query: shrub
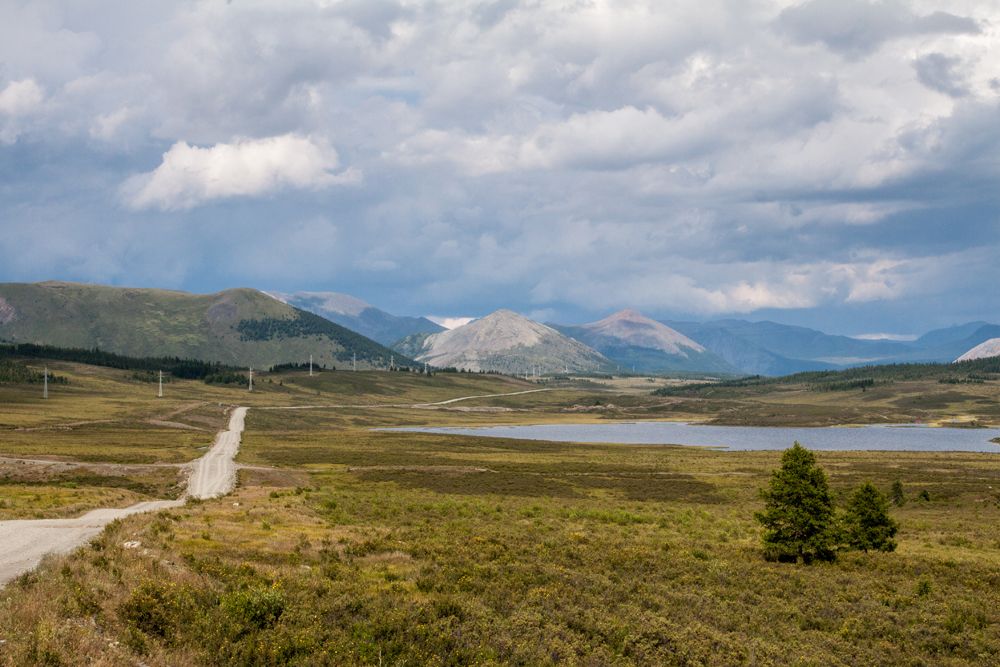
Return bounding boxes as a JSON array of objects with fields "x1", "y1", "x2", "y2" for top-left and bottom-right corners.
[
  {"x1": 118, "y1": 581, "x2": 197, "y2": 642},
  {"x1": 890, "y1": 479, "x2": 905, "y2": 506},
  {"x1": 220, "y1": 585, "x2": 285, "y2": 632},
  {"x1": 842, "y1": 482, "x2": 898, "y2": 553},
  {"x1": 755, "y1": 442, "x2": 837, "y2": 563}
]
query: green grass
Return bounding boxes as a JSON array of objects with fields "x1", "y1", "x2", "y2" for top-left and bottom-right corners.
[
  {"x1": 3, "y1": 412, "x2": 998, "y2": 664},
  {"x1": 0, "y1": 358, "x2": 998, "y2": 665}
]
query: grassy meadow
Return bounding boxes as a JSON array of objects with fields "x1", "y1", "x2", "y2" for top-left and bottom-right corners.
[{"x1": 0, "y1": 359, "x2": 998, "y2": 664}]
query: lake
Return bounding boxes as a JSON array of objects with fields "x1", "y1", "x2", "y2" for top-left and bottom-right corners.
[{"x1": 386, "y1": 422, "x2": 1000, "y2": 452}]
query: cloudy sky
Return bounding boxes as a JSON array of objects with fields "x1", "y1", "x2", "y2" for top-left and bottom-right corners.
[{"x1": 1, "y1": 0, "x2": 998, "y2": 335}]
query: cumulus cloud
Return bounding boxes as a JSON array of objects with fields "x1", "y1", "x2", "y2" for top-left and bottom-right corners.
[
  {"x1": 0, "y1": 79, "x2": 44, "y2": 143},
  {"x1": 0, "y1": 79, "x2": 44, "y2": 116},
  {"x1": 122, "y1": 135, "x2": 360, "y2": 210},
  {"x1": 2, "y1": 1, "x2": 1000, "y2": 332}
]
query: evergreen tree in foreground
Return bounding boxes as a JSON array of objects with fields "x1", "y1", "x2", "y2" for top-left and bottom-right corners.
[
  {"x1": 843, "y1": 482, "x2": 898, "y2": 553},
  {"x1": 756, "y1": 442, "x2": 837, "y2": 563}
]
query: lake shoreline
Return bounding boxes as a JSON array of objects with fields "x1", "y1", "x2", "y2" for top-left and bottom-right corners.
[{"x1": 383, "y1": 420, "x2": 1000, "y2": 453}]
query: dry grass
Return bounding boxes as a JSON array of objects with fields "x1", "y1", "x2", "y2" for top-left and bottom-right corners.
[{"x1": 0, "y1": 365, "x2": 998, "y2": 665}]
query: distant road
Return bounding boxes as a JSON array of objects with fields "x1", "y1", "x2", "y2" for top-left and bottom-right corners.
[
  {"x1": 0, "y1": 407, "x2": 248, "y2": 586},
  {"x1": 0, "y1": 388, "x2": 549, "y2": 585},
  {"x1": 262, "y1": 388, "x2": 555, "y2": 411},
  {"x1": 414, "y1": 388, "x2": 553, "y2": 406}
]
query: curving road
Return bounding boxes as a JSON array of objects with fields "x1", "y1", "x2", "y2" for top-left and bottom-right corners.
[{"x1": 0, "y1": 407, "x2": 248, "y2": 586}]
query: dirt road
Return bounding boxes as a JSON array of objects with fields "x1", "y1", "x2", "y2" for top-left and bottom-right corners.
[
  {"x1": 187, "y1": 406, "x2": 247, "y2": 499},
  {"x1": 414, "y1": 388, "x2": 552, "y2": 406},
  {"x1": 261, "y1": 388, "x2": 554, "y2": 411},
  {"x1": 0, "y1": 407, "x2": 248, "y2": 586}
]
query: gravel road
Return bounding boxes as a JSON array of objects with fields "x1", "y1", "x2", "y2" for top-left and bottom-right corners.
[{"x1": 0, "y1": 406, "x2": 247, "y2": 586}]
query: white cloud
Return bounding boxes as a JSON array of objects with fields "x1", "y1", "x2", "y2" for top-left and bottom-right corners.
[
  {"x1": 122, "y1": 134, "x2": 360, "y2": 210},
  {"x1": 0, "y1": 79, "x2": 44, "y2": 143},
  {"x1": 90, "y1": 107, "x2": 134, "y2": 141},
  {"x1": 3, "y1": 1, "x2": 1000, "y2": 330},
  {"x1": 0, "y1": 79, "x2": 44, "y2": 116}
]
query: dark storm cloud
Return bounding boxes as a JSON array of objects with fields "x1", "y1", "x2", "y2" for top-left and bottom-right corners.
[
  {"x1": 914, "y1": 53, "x2": 970, "y2": 97},
  {"x1": 776, "y1": 0, "x2": 981, "y2": 58}
]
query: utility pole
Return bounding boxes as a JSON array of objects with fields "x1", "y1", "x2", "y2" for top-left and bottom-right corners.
[
  {"x1": 249, "y1": 366, "x2": 254, "y2": 392},
  {"x1": 309, "y1": 354, "x2": 313, "y2": 377},
  {"x1": 424, "y1": 362, "x2": 428, "y2": 375},
  {"x1": 353, "y1": 353, "x2": 357, "y2": 372},
  {"x1": 158, "y1": 370, "x2": 163, "y2": 398},
  {"x1": 390, "y1": 355, "x2": 395, "y2": 371},
  {"x1": 43, "y1": 366, "x2": 48, "y2": 399}
]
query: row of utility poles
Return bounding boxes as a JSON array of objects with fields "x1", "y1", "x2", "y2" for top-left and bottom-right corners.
[{"x1": 38, "y1": 352, "x2": 445, "y2": 399}]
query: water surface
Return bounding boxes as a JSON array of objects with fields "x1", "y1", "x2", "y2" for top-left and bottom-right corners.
[{"x1": 386, "y1": 422, "x2": 1000, "y2": 452}]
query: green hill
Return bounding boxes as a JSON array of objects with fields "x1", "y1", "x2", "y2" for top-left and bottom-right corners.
[{"x1": 0, "y1": 281, "x2": 414, "y2": 370}]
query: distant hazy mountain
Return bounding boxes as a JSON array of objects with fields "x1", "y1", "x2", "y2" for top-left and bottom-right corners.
[
  {"x1": 687, "y1": 320, "x2": 912, "y2": 364},
  {"x1": 269, "y1": 290, "x2": 443, "y2": 346},
  {"x1": 0, "y1": 281, "x2": 410, "y2": 370},
  {"x1": 666, "y1": 321, "x2": 838, "y2": 376},
  {"x1": 955, "y1": 337, "x2": 1000, "y2": 362},
  {"x1": 553, "y1": 309, "x2": 736, "y2": 373},
  {"x1": 668, "y1": 318, "x2": 1000, "y2": 375},
  {"x1": 915, "y1": 322, "x2": 993, "y2": 348},
  {"x1": 410, "y1": 309, "x2": 611, "y2": 373},
  {"x1": 904, "y1": 323, "x2": 1000, "y2": 363}
]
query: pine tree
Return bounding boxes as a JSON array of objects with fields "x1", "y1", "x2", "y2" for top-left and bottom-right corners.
[
  {"x1": 755, "y1": 442, "x2": 837, "y2": 563},
  {"x1": 843, "y1": 482, "x2": 898, "y2": 552}
]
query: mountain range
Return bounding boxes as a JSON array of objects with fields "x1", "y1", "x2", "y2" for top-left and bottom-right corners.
[
  {"x1": 0, "y1": 282, "x2": 411, "y2": 370},
  {"x1": 665, "y1": 319, "x2": 1000, "y2": 375},
  {"x1": 2, "y1": 281, "x2": 998, "y2": 376}
]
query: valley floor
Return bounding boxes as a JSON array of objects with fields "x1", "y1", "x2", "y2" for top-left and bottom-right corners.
[{"x1": 0, "y1": 362, "x2": 997, "y2": 665}]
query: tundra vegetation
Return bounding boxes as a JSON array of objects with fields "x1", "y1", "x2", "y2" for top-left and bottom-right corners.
[{"x1": 0, "y1": 356, "x2": 997, "y2": 665}]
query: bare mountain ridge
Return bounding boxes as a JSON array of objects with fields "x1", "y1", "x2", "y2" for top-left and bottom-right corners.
[
  {"x1": 955, "y1": 338, "x2": 1000, "y2": 362},
  {"x1": 580, "y1": 309, "x2": 705, "y2": 355},
  {"x1": 411, "y1": 310, "x2": 611, "y2": 373}
]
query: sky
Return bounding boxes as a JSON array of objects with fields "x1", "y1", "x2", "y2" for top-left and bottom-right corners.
[{"x1": 0, "y1": 0, "x2": 998, "y2": 336}]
